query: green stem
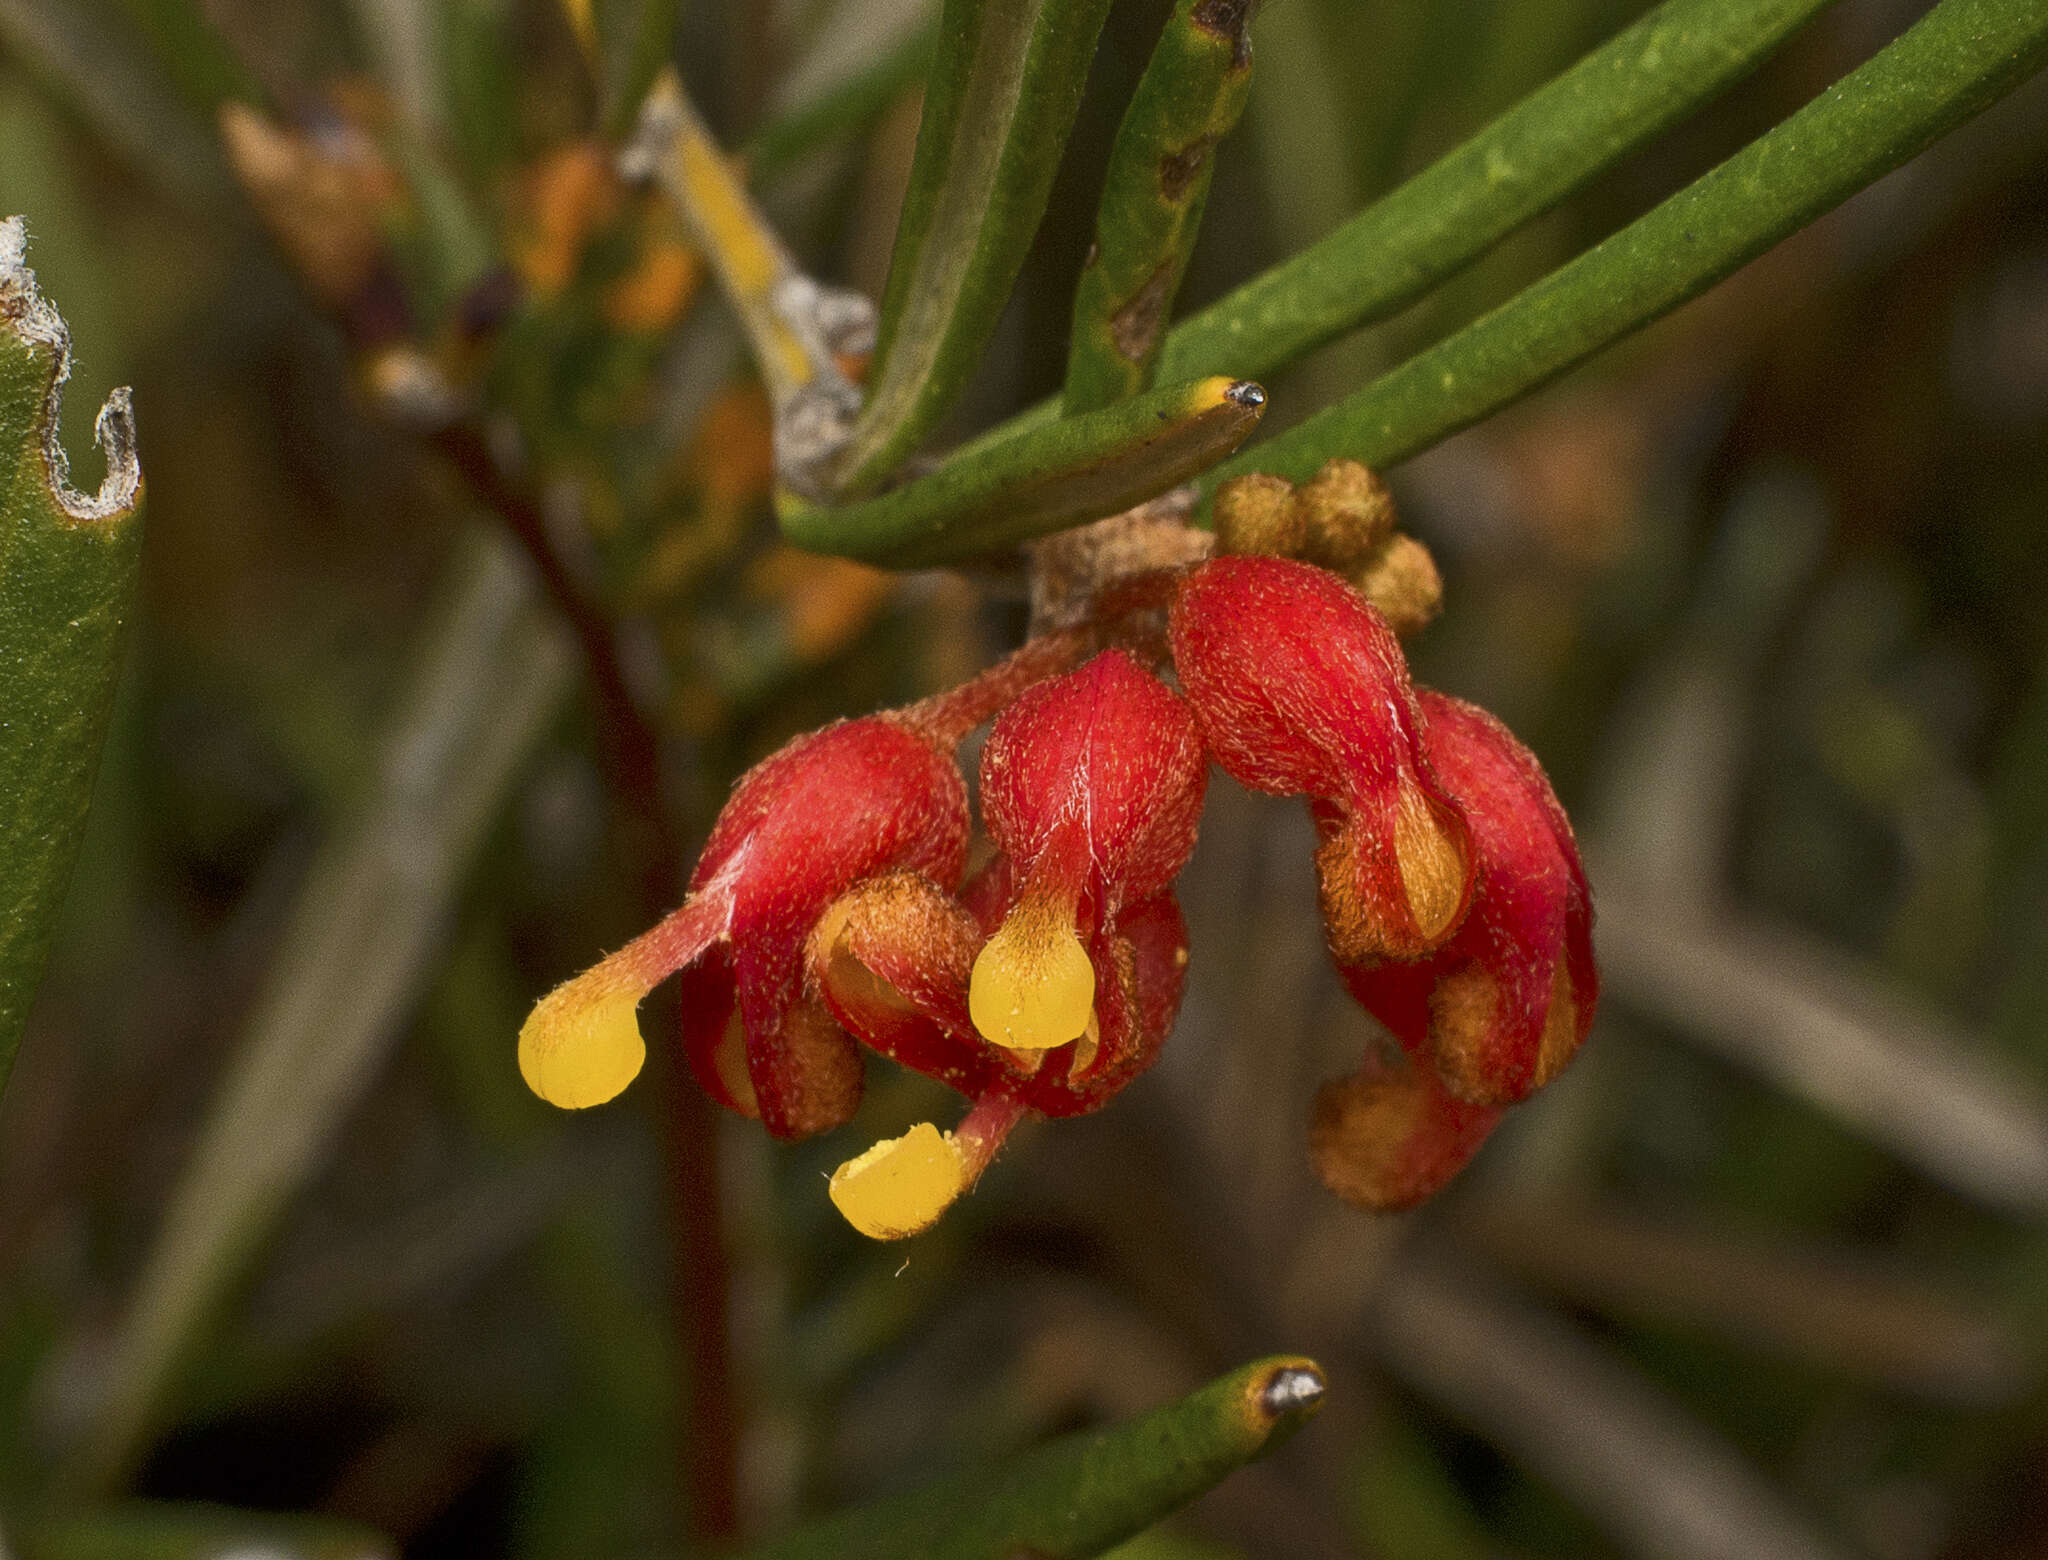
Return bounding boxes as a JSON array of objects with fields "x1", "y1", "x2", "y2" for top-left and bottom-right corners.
[
  {"x1": 1207, "y1": 0, "x2": 2048, "y2": 491},
  {"x1": 1064, "y1": 0, "x2": 1254, "y2": 413},
  {"x1": 782, "y1": 376, "x2": 1264, "y2": 566},
  {"x1": 828, "y1": 0, "x2": 1116, "y2": 494}
]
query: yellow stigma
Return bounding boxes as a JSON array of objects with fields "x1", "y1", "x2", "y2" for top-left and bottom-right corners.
[
  {"x1": 828, "y1": 1123, "x2": 969, "y2": 1240},
  {"x1": 518, "y1": 979, "x2": 647, "y2": 1110},
  {"x1": 969, "y1": 904, "x2": 1096, "y2": 1052}
]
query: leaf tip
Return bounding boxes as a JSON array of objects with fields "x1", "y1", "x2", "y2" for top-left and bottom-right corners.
[
  {"x1": 0, "y1": 217, "x2": 142, "y2": 525},
  {"x1": 1246, "y1": 1355, "x2": 1327, "y2": 1442}
]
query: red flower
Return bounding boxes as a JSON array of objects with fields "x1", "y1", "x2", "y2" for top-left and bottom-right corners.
[
  {"x1": 1341, "y1": 691, "x2": 1596, "y2": 1107},
  {"x1": 969, "y1": 649, "x2": 1206, "y2": 1054},
  {"x1": 804, "y1": 651, "x2": 1205, "y2": 1237},
  {"x1": 1169, "y1": 556, "x2": 1470, "y2": 963},
  {"x1": 518, "y1": 716, "x2": 967, "y2": 1136}
]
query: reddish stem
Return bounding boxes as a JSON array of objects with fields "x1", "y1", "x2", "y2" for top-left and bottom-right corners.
[
  {"x1": 431, "y1": 420, "x2": 741, "y2": 1543},
  {"x1": 895, "y1": 567, "x2": 1190, "y2": 749}
]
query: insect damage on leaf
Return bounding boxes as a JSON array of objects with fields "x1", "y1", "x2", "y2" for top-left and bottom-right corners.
[{"x1": 0, "y1": 217, "x2": 142, "y2": 523}]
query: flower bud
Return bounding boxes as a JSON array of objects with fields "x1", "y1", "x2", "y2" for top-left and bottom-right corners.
[
  {"x1": 1169, "y1": 556, "x2": 1470, "y2": 960},
  {"x1": 1294, "y1": 458, "x2": 1396, "y2": 569},
  {"x1": 1342, "y1": 693, "x2": 1596, "y2": 1106},
  {"x1": 1213, "y1": 472, "x2": 1305, "y2": 558},
  {"x1": 1352, "y1": 533, "x2": 1442, "y2": 637},
  {"x1": 1310, "y1": 1056, "x2": 1502, "y2": 1210}
]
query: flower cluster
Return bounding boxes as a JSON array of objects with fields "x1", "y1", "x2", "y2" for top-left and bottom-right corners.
[{"x1": 519, "y1": 463, "x2": 1596, "y2": 1235}]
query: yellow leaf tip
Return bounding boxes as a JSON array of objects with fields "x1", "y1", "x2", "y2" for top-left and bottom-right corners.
[{"x1": 1251, "y1": 1358, "x2": 1327, "y2": 1426}]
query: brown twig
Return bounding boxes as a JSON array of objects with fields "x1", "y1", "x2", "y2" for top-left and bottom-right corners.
[{"x1": 429, "y1": 419, "x2": 741, "y2": 1542}]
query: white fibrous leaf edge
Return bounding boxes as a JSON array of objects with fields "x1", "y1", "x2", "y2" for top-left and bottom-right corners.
[{"x1": 0, "y1": 216, "x2": 140, "y2": 524}]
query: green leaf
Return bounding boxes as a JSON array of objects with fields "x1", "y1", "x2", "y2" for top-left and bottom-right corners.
[
  {"x1": 967, "y1": 0, "x2": 1837, "y2": 462},
  {"x1": 62, "y1": 534, "x2": 572, "y2": 1496},
  {"x1": 22, "y1": 1502, "x2": 390, "y2": 1560},
  {"x1": 1064, "y1": 0, "x2": 1254, "y2": 414},
  {"x1": 741, "y1": 22, "x2": 937, "y2": 183},
  {"x1": 781, "y1": 376, "x2": 1264, "y2": 566},
  {"x1": 1156, "y1": 0, "x2": 1840, "y2": 387},
  {"x1": 591, "y1": 0, "x2": 681, "y2": 140},
  {"x1": 747, "y1": 1355, "x2": 1326, "y2": 1560},
  {"x1": 828, "y1": 0, "x2": 1117, "y2": 493},
  {"x1": 1204, "y1": 0, "x2": 2048, "y2": 492},
  {"x1": 0, "y1": 219, "x2": 142, "y2": 1100},
  {"x1": 110, "y1": 0, "x2": 264, "y2": 114}
]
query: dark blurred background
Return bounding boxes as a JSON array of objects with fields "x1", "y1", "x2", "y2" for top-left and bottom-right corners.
[{"x1": 5, "y1": 0, "x2": 2048, "y2": 1556}]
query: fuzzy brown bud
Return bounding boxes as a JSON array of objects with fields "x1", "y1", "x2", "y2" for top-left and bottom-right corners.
[
  {"x1": 1212, "y1": 472, "x2": 1305, "y2": 558},
  {"x1": 1295, "y1": 458, "x2": 1397, "y2": 569},
  {"x1": 1353, "y1": 533, "x2": 1443, "y2": 637}
]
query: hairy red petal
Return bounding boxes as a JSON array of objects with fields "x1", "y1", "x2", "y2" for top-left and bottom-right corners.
[
  {"x1": 1171, "y1": 558, "x2": 1471, "y2": 959},
  {"x1": 675, "y1": 715, "x2": 969, "y2": 1135},
  {"x1": 979, "y1": 650, "x2": 1207, "y2": 918},
  {"x1": 1346, "y1": 692, "x2": 1596, "y2": 1106}
]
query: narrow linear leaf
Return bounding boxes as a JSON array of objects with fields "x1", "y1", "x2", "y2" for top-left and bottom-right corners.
[
  {"x1": 969, "y1": 0, "x2": 1837, "y2": 457},
  {"x1": 782, "y1": 376, "x2": 1264, "y2": 566},
  {"x1": 0, "y1": 218, "x2": 143, "y2": 1099},
  {"x1": 749, "y1": 1355, "x2": 1326, "y2": 1560},
  {"x1": 1207, "y1": 0, "x2": 2048, "y2": 491},
  {"x1": 1157, "y1": 0, "x2": 1839, "y2": 386},
  {"x1": 63, "y1": 533, "x2": 573, "y2": 1496},
  {"x1": 829, "y1": 0, "x2": 1116, "y2": 493},
  {"x1": 23, "y1": 1502, "x2": 391, "y2": 1560},
  {"x1": 743, "y1": 22, "x2": 938, "y2": 183},
  {"x1": 588, "y1": 0, "x2": 682, "y2": 139},
  {"x1": 1064, "y1": 0, "x2": 1254, "y2": 413},
  {"x1": 111, "y1": 0, "x2": 265, "y2": 114}
]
